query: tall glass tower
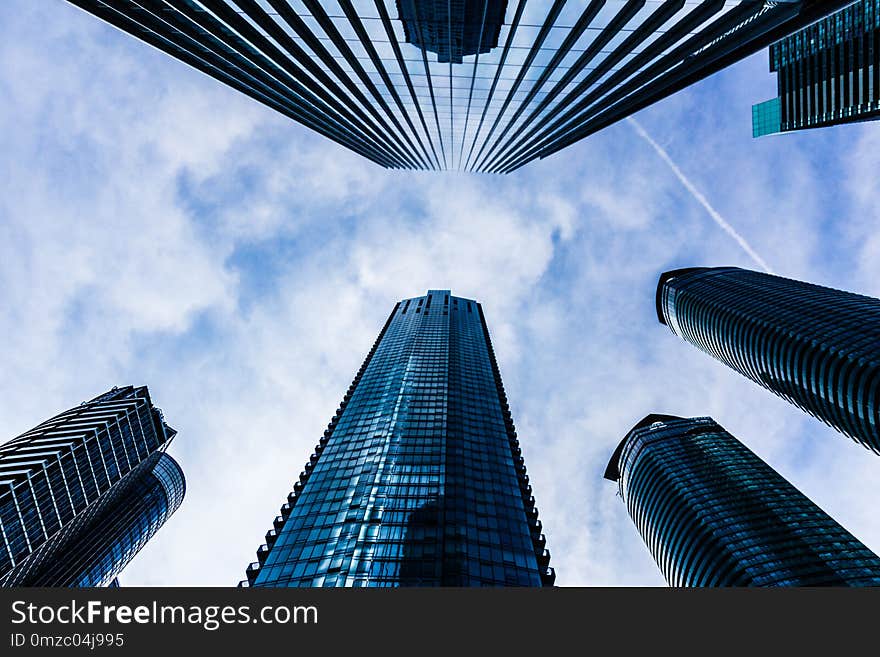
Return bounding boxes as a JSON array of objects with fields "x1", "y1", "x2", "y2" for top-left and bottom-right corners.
[
  {"x1": 605, "y1": 414, "x2": 880, "y2": 586},
  {"x1": 0, "y1": 386, "x2": 184, "y2": 587},
  {"x1": 656, "y1": 267, "x2": 880, "y2": 454},
  {"x1": 244, "y1": 290, "x2": 553, "y2": 587},
  {"x1": 65, "y1": 1, "x2": 849, "y2": 171},
  {"x1": 753, "y1": 0, "x2": 880, "y2": 137}
]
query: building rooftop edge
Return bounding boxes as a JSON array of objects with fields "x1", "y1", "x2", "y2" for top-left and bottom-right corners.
[
  {"x1": 655, "y1": 268, "x2": 714, "y2": 325},
  {"x1": 604, "y1": 414, "x2": 685, "y2": 482},
  {"x1": 397, "y1": 290, "x2": 483, "y2": 305}
]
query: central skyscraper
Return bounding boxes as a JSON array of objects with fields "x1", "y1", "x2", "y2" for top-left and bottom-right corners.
[
  {"x1": 244, "y1": 290, "x2": 553, "y2": 587},
  {"x1": 66, "y1": 1, "x2": 849, "y2": 171}
]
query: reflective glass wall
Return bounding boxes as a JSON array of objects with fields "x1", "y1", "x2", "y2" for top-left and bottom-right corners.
[
  {"x1": 606, "y1": 415, "x2": 880, "y2": 586},
  {"x1": 247, "y1": 290, "x2": 552, "y2": 586},
  {"x1": 67, "y1": 1, "x2": 850, "y2": 171},
  {"x1": 656, "y1": 266, "x2": 880, "y2": 454},
  {"x1": 0, "y1": 386, "x2": 183, "y2": 587}
]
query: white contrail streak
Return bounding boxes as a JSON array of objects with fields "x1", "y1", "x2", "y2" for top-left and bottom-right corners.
[{"x1": 627, "y1": 117, "x2": 774, "y2": 274}]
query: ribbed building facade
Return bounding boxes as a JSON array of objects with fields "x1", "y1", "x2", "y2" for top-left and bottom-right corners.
[
  {"x1": 0, "y1": 386, "x2": 183, "y2": 587},
  {"x1": 656, "y1": 267, "x2": 880, "y2": 453},
  {"x1": 244, "y1": 290, "x2": 552, "y2": 587},
  {"x1": 65, "y1": 1, "x2": 849, "y2": 172},
  {"x1": 605, "y1": 414, "x2": 880, "y2": 586},
  {"x1": 753, "y1": 0, "x2": 880, "y2": 137}
]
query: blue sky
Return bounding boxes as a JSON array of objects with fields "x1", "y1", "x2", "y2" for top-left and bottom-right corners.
[{"x1": 2, "y1": 1, "x2": 879, "y2": 586}]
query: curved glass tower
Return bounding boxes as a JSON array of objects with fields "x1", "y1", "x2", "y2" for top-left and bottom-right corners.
[
  {"x1": 0, "y1": 386, "x2": 184, "y2": 587},
  {"x1": 605, "y1": 414, "x2": 880, "y2": 587},
  {"x1": 3, "y1": 452, "x2": 185, "y2": 587},
  {"x1": 657, "y1": 267, "x2": 880, "y2": 453},
  {"x1": 244, "y1": 290, "x2": 553, "y2": 587}
]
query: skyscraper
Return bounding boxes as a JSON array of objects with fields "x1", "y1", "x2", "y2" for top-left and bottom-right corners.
[
  {"x1": 605, "y1": 414, "x2": 880, "y2": 586},
  {"x1": 243, "y1": 290, "x2": 553, "y2": 587},
  {"x1": 0, "y1": 386, "x2": 184, "y2": 587},
  {"x1": 397, "y1": 0, "x2": 508, "y2": 64},
  {"x1": 753, "y1": 0, "x2": 880, "y2": 138},
  {"x1": 656, "y1": 267, "x2": 880, "y2": 453},
  {"x1": 2, "y1": 451, "x2": 185, "y2": 587},
  {"x1": 65, "y1": 1, "x2": 849, "y2": 171}
]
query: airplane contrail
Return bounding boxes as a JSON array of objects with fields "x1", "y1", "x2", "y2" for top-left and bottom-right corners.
[{"x1": 627, "y1": 117, "x2": 774, "y2": 275}]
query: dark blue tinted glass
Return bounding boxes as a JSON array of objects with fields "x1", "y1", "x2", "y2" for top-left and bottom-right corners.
[
  {"x1": 66, "y1": 1, "x2": 848, "y2": 172},
  {"x1": 0, "y1": 387, "x2": 183, "y2": 587},
  {"x1": 606, "y1": 415, "x2": 880, "y2": 587},
  {"x1": 249, "y1": 291, "x2": 552, "y2": 587},
  {"x1": 658, "y1": 267, "x2": 880, "y2": 453},
  {"x1": 755, "y1": 0, "x2": 880, "y2": 136}
]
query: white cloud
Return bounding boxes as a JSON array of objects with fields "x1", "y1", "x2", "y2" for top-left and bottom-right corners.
[{"x1": 1, "y1": 1, "x2": 880, "y2": 588}]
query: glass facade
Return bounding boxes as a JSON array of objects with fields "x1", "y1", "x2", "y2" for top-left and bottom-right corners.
[
  {"x1": 0, "y1": 386, "x2": 184, "y2": 587},
  {"x1": 66, "y1": 1, "x2": 849, "y2": 172},
  {"x1": 753, "y1": 0, "x2": 880, "y2": 136},
  {"x1": 751, "y1": 97, "x2": 782, "y2": 137},
  {"x1": 605, "y1": 414, "x2": 880, "y2": 586},
  {"x1": 245, "y1": 290, "x2": 553, "y2": 587},
  {"x1": 657, "y1": 267, "x2": 880, "y2": 454},
  {"x1": 3, "y1": 452, "x2": 185, "y2": 587},
  {"x1": 397, "y1": 0, "x2": 507, "y2": 64}
]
